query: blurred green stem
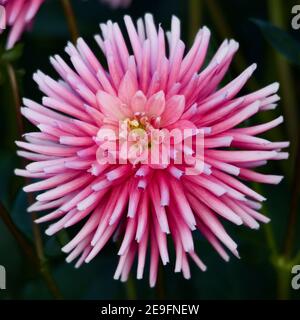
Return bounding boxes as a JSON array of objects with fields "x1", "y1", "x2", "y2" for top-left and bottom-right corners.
[
  {"x1": 267, "y1": 0, "x2": 298, "y2": 164},
  {"x1": 60, "y1": 0, "x2": 79, "y2": 43},
  {"x1": 293, "y1": 251, "x2": 300, "y2": 265},
  {"x1": 6, "y1": 64, "x2": 23, "y2": 138},
  {"x1": 125, "y1": 275, "x2": 137, "y2": 300},
  {"x1": 188, "y1": 0, "x2": 203, "y2": 45},
  {"x1": 0, "y1": 201, "x2": 37, "y2": 266},
  {"x1": 276, "y1": 263, "x2": 290, "y2": 300},
  {"x1": 6, "y1": 62, "x2": 62, "y2": 299},
  {"x1": 284, "y1": 129, "x2": 300, "y2": 258}
]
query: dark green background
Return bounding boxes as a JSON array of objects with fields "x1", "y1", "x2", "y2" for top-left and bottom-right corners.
[{"x1": 0, "y1": 0, "x2": 299, "y2": 299}]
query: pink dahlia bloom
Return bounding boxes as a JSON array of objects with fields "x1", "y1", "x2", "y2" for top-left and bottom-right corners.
[
  {"x1": 16, "y1": 15, "x2": 288, "y2": 287},
  {"x1": 0, "y1": 0, "x2": 44, "y2": 49},
  {"x1": 101, "y1": 0, "x2": 132, "y2": 9}
]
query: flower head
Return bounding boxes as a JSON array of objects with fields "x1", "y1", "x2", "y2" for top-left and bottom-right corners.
[
  {"x1": 16, "y1": 15, "x2": 288, "y2": 287},
  {"x1": 0, "y1": 0, "x2": 44, "y2": 49}
]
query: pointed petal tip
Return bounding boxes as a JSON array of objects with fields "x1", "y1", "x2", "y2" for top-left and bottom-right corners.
[
  {"x1": 233, "y1": 249, "x2": 241, "y2": 259},
  {"x1": 234, "y1": 216, "x2": 244, "y2": 226},
  {"x1": 45, "y1": 227, "x2": 55, "y2": 236},
  {"x1": 136, "y1": 274, "x2": 143, "y2": 280},
  {"x1": 27, "y1": 206, "x2": 35, "y2": 213},
  {"x1": 273, "y1": 82, "x2": 280, "y2": 91},
  {"x1": 250, "y1": 223, "x2": 260, "y2": 230},
  {"x1": 84, "y1": 256, "x2": 92, "y2": 264},
  {"x1": 250, "y1": 63, "x2": 257, "y2": 71},
  {"x1": 61, "y1": 246, "x2": 69, "y2": 253},
  {"x1": 65, "y1": 256, "x2": 73, "y2": 264},
  {"x1": 22, "y1": 186, "x2": 31, "y2": 193},
  {"x1": 276, "y1": 175, "x2": 284, "y2": 184}
]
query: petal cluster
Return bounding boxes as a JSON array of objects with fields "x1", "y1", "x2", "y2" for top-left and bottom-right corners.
[
  {"x1": 15, "y1": 15, "x2": 288, "y2": 287},
  {"x1": 0, "y1": 0, "x2": 44, "y2": 49}
]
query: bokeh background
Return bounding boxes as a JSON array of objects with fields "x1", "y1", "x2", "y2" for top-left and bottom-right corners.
[{"x1": 0, "y1": 0, "x2": 299, "y2": 300}]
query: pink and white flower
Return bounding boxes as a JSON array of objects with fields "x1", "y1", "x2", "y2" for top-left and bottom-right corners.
[
  {"x1": 15, "y1": 15, "x2": 288, "y2": 287},
  {"x1": 0, "y1": 0, "x2": 44, "y2": 49}
]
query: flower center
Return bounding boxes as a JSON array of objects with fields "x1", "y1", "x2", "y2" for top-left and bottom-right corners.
[
  {"x1": 96, "y1": 113, "x2": 170, "y2": 167},
  {"x1": 122, "y1": 113, "x2": 161, "y2": 146}
]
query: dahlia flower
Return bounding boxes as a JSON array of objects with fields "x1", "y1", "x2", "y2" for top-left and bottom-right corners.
[
  {"x1": 15, "y1": 15, "x2": 288, "y2": 287},
  {"x1": 101, "y1": 0, "x2": 132, "y2": 9},
  {"x1": 0, "y1": 0, "x2": 44, "y2": 49}
]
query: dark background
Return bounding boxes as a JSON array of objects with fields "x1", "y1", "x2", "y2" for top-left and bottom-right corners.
[{"x1": 0, "y1": 0, "x2": 299, "y2": 299}]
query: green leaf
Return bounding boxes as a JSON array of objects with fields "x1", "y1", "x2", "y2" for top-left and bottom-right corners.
[
  {"x1": 0, "y1": 44, "x2": 24, "y2": 63},
  {"x1": 252, "y1": 18, "x2": 300, "y2": 66}
]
